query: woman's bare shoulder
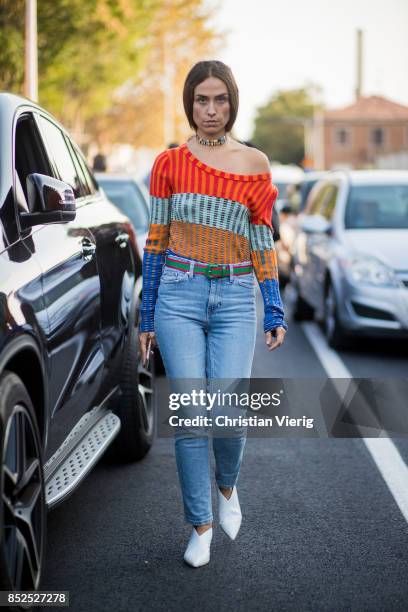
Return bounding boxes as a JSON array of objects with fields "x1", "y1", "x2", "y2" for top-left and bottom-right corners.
[{"x1": 230, "y1": 140, "x2": 271, "y2": 173}]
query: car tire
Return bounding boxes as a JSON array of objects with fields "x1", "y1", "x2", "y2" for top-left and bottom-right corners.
[
  {"x1": 0, "y1": 371, "x2": 47, "y2": 593},
  {"x1": 154, "y1": 349, "x2": 165, "y2": 376},
  {"x1": 279, "y1": 275, "x2": 289, "y2": 292},
  {"x1": 108, "y1": 315, "x2": 156, "y2": 462},
  {"x1": 292, "y1": 280, "x2": 314, "y2": 321},
  {"x1": 324, "y1": 282, "x2": 350, "y2": 349}
]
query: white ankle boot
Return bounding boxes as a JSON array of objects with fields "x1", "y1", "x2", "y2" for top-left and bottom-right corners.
[
  {"x1": 183, "y1": 527, "x2": 213, "y2": 567},
  {"x1": 217, "y1": 485, "x2": 242, "y2": 540}
]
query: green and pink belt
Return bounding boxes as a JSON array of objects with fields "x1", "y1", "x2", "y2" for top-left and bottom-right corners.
[{"x1": 164, "y1": 255, "x2": 253, "y2": 279}]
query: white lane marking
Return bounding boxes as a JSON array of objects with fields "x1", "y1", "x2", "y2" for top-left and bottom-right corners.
[
  {"x1": 301, "y1": 322, "x2": 351, "y2": 378},
  {"x1": 302, "y1": 321, "x2": 408, "y2": 523}
]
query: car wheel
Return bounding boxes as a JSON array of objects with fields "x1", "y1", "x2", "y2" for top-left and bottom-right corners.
[
  {"x1": 108, "y1": 319, "x2": 156, "y2": 462},
  {"x1": 279, "y1": 275, "x2": 289, "y2": 292},
  {"x1": 292, "y1": 279, "x2": 314, "y2": 321},
  {"x1": 0, "y1": 371, "x2": 47, "y2": 592},
  {"x1": 324, "y1": 282, "x2": 350, "y2": 349},
  {"x1": 154, "y1": 349, "x2": 165, "y2": 376}
]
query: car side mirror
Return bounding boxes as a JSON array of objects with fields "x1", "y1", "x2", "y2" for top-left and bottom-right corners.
[
  {"x1": 19, "y1": 173, "x2": 76, "y2": 229},
  {"x1": 300, "y1": 214, "x2": 332, "y2": 235}
]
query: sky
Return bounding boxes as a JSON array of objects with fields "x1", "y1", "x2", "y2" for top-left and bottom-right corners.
[{"x1": 207, "y1": 0, "x2": 408, "y2": 140}]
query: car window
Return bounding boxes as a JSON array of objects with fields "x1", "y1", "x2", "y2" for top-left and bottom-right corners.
[
  {"x1": 132, "y1": 183, "x2": 149, "y2": 210},
  {"x1": 36, "y1": 115, "x2": 84, "y2": 199},
  {"x1": 14, "y1": 113, "x2": 53, "y2": 211},
  {"x1": 65, "y1": 138, "x2": 91, "y2": 196},
  {"x1": 274, "y1": 182, "x2": 288, "y2": 199},
  {"x1": 321, "y1": 185, "x2": 338, "y2": 220},
  {"x1": 98, "y1": 180, "x2": 149, "y2": 232},
  {"x1": 307, "y1": 184, "x2": 331, "y2": 216},
  {"x1": 70, "y1": 142, "x2": 98, "y2": 195},
  {"x1": 345, "y1": 184, "x2": 408, "y2": 229},
  {"x1": 299, "y1": 180, "x2": 318, "y2": 211}
]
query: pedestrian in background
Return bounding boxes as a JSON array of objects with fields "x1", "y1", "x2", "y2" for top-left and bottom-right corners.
[
  {"x1": 139, "y1": 60, "x2": 287, "y2": 567},
  {"x1": 92, "y1": 152, "x2": 107, "y2": 172}
]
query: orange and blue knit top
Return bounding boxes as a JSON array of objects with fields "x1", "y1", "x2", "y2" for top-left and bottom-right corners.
[{"x1": 140, "y1": 143, "x2": 288, "y2": 333}]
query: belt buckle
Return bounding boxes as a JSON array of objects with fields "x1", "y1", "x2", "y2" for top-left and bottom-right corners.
[{"x1": 206, "y1": 263, "x2": 220, "y2": 278}]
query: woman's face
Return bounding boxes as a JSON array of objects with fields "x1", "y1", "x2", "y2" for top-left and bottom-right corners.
[{"x1": 192, "y1": 76, "x2": 230, "y2": 137}]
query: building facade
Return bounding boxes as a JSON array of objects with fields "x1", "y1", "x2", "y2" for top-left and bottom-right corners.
[{"x1": 307, "y1": 95, "x2": 408, "y2": 170}]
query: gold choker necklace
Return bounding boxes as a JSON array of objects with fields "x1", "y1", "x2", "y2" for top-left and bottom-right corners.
[{"x1": 196, "y1": 133, "x2": 227, "y2": 147}]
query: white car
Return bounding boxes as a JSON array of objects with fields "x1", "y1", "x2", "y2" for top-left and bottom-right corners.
[{"x1": 270, "y1": 163, "x2": 305, "y2": 212}]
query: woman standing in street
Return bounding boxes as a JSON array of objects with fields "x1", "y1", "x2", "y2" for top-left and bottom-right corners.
[{"x1": 139, "y1": 60, "x2": 287, "y2": 567}]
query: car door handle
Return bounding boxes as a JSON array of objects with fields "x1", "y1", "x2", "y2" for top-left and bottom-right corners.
[
  {"x1": 81, "y1": 236, "x2": 96, "y2": 261},
  {"x1": 115, "y1": 233, "x2": 129, "y2": 249}
]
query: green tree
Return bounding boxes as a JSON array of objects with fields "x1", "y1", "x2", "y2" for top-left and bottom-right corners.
[
  {"x1": 86, "y1": 0, "x2": 223, "y2": 148},
  {"x1": 0, "y1": 0, "x2": 221, "y2": 147},
  {"x1": 0, "y1": 0, "x2": 26, "y2": 89},
  {"x1": 0, "y1": 0, "x2": 156, "y2": 134},
  {"x1": 251, "y1": 84, "x2": 324, "y2": 165}
]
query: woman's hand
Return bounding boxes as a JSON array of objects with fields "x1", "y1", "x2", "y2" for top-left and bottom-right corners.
[
  {"x1": 265, "y1": 327, "x2": 286, "y2": 351},
  {"x1": 139, "y1": 331, "x2": 157, "y2": 367}
]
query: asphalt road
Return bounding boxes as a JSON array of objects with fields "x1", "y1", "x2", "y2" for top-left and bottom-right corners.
[{"x1": 41, "y1": 287, "x2": 408, "y2": 612}]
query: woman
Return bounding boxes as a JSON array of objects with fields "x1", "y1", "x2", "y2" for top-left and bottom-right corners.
[{"x1": 139, "y1": 60, "x2": 287, "y2": 568}]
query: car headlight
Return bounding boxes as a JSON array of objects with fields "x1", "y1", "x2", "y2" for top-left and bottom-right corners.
[{"x1": 341, "y1": 255, "x2": 399, "y2": 287}]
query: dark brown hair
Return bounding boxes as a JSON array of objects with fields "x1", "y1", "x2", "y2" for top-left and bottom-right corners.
[{"x1": 183, "y1": 60, "x2": 239, "y2": 133}]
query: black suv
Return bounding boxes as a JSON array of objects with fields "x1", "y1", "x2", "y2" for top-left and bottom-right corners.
[{"x1": 0, "y1": 93, "x2": 156, "y2": 592}]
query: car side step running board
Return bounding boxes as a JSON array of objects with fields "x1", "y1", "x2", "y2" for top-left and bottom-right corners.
[{"x1": 44, "y1": 404, "x2": 121, "y2": 509}]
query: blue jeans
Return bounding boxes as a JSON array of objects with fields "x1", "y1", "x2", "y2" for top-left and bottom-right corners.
[{"x1": 154, "y1": 253, "x2": 257, "y2": 525}]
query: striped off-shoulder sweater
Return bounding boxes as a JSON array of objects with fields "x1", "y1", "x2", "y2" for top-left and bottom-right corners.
[{"x1": 139, "y1": 142, "x2": 288, "y2": 334}]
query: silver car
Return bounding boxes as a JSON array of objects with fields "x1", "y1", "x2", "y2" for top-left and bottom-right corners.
[
  {"x1": 291, "y1": 170, "x2": 408, "y2": 348},
  {"x1": 276, "y1": 171, "x2": 328, "y2": 288}
]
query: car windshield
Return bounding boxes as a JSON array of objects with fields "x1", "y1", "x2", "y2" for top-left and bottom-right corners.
[
  {"x1": 99, "y1": 180, "x2": 149, "y2": 232},
  {"x1": 345, "y1": 184, "x2": 408, "y2": 229},
  {"x1": 274, "y1": 182, "x2": 289, "y2": 199},
  {"x1": 300, "y1": 179, "x2": 318, "y2": 211}
]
